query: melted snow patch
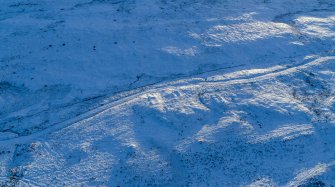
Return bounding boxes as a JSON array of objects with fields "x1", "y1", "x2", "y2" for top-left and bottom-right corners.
[
  {"x1": 286, "y1": 161, "x2": 335, "y2": 187},
  {"x1": 247, "y1": 177, "x2": 276, "y2": 187},
  {"x1": 294, "y1": 14, "x2": 335, "y2": 38},
  {"x1": 161, "y1": 46, "x2": 198, "y2": 56},
  {"x1": 251, "y1": 124, "x2": 314, "y2": 143},
  {"x1": 197, "y1": 21, "x2": 293, "y2": 46}
]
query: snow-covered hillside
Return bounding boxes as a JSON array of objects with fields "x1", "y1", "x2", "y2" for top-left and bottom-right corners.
[{"x1": 1, "y1": 0, "x2": 335, "y2": 186}]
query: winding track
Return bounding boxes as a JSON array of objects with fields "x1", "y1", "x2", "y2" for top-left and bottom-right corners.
[{"x1": 1, "y1": 55, "x2": 334, "y2": 146}]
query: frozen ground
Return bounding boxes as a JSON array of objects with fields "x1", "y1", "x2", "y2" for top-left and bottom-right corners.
[{"x1": 0, "y1": 0, "x2": 335, "y2": 186}]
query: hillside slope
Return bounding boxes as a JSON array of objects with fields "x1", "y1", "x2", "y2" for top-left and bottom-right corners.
[{"x1": 1, "y1": 0, "x2": 335, "y2": 186}]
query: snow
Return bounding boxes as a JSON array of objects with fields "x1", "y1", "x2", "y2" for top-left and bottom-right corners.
[{"x1": 0, "y1": 0, "x2": 335, "y2": 186}]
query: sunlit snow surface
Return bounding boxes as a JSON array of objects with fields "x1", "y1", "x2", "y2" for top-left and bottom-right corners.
[{"x1": 1, "y1": 0, "x2": 335, "y2": 186}]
